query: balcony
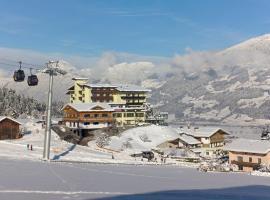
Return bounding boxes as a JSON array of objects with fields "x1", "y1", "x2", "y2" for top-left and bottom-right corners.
[
  {"x1": 122, "y1": 96, "x2": 146, "y2": 99},
  {"x1": 79, "y1": 117, "x2": 114, "y2": 123},
  {"x1": 231, "y1": 160, "x2": 260, "y2": 168}
]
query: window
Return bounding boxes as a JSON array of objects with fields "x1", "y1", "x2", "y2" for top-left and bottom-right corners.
[
  {"x1": 238, "y1": 165, "x2": 243, "y2": 171},
  {"x1": 113, "y1": 113, "x2": 122, "y2": 118},
  {"x1": 136, "y1": 113, "x2": 144, "y2": 117},
  {"x1": 84, "y1": 122, "x2": 90, "y2": 125},
  {"x1": 127, "y1": 113, "x2": 134, "y2": 117},
  {"x1": 102, "y1": 114, "x2": 108, "y2": 117},
  {"x1": 84, "y1": 114, "x2": 90, "y2": 118},
  {"x1": 94, "y1": 114, "x2": 99, "y2": 118},
  {"x1": 258, "y1": 158, "x2": 262, "y2": 164},
  {"x1": 93, "y1": 122, "x2": 99, "y2": 125},
  {"x1": 249, "y1": 157, "x2": 252, "y2": 163},
  {"x1": 237, "y1": 156, "x2": 243, "y2": 162}
]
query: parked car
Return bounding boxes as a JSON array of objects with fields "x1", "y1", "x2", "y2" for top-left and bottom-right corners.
[{"x1": 142, "y1": 151, "x2": 154, "y2": 160}]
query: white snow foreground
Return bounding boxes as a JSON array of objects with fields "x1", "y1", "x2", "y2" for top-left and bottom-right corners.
[
  {"x1": 0, "y1": 121, "x2": 133, "y2": 164},
  {"x1": 0, "y1": 122, "x2": 180, "y2": 165}
]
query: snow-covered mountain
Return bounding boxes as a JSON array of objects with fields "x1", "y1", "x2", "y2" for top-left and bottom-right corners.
[{"x1": 150, "y1": 34, "x2": 270, "y2": 125}]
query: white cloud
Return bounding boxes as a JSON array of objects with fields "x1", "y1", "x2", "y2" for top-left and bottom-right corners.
[
  {"x1": 1, "y1": 33, "x2": 270, "y2": 86},
  {"x1": 104, "y1": 61, "x2": 154, "y2": 84}
]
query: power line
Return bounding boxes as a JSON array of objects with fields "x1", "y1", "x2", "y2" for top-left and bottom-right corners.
[{"x1": 0, "y1": 58, "x2": 44, "y2": 70}]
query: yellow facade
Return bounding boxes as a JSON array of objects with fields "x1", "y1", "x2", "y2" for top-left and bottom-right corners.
[
  {"x1": 112, "y1": 93, "x2": 126, "y2": 104},
  {"x1": 68, "y1": 78, "x2": 149, "y2": 127},
  {"x1": 113, "y1": 111, "x2": 145, "y2": 127}
]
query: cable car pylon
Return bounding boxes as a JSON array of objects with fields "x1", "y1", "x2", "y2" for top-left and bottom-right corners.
[{"x1": 42, "y1": 61, "x2": 66, "y2": 161}]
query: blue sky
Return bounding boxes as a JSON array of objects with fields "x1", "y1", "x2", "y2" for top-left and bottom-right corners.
[{"x1": 0, "y1": 0, "x2": 270, "y2": 57}]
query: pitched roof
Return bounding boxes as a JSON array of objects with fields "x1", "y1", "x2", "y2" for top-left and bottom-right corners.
[
  {"x1": 179, "y1": 134, "x2": 201, "y2": 145},
  {"x1": 63, "y1": 103, "x2": 114, "y2": 112},
  {"x1": 224, "y1": 138, "x2": 270, "y2": 154},
  {"x1": 84, "y1": 84, "x2": 118, "y2": 88},
  {"x1": 0, "y1": 116, "x2": 22, "y2": 125},
  {"x1": 179, "y1": 127, "x2": 229, "y2": 138},
  {"x1": 81, "y1": 83, "x2": 150, "y2": 92},
  {"x1": 115, "y1": 84, "x2": 151, "y2": 92}
]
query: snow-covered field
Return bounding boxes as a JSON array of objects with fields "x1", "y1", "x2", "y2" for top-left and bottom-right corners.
[
  {"x1": 1, "y1": 121, "x2": 270, "y2": 199},
  {"x1": 0, "y1": 121, "x2": 182, "y2": 165},
  {"x1": 0, "y1": 121, "x2": 138, "y2": 164},
  {"x1": 0, "y1": 158, "x2": 270, "y2": 200}
]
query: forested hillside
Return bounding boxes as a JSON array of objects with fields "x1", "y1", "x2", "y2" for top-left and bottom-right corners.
[{"x1": 0, "y1": 87, "x2": 64, "y2": 118}]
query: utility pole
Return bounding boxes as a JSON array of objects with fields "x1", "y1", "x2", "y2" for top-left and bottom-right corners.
[{"x1": 42, "y1": 61, "x2": 66, "y2": 161}]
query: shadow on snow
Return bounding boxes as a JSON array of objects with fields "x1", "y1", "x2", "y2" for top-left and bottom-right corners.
[
  {"x1": 90, "y1": 185, "x2": 270, "y2": 200},
  {"x1": 52, "y1": 144, "x2": 76, "y2": 160}
]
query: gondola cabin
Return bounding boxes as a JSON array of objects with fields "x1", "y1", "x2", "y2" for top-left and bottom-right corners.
[
  {"x1": 13, "y1": 70, "x2": 25, "y2": 82},
  {"x1": 0, "y1": 116, "x2": 22, "y2": 140},
  {"x1": 27, "y1": 75, "x2": 38, "y2": 86}
]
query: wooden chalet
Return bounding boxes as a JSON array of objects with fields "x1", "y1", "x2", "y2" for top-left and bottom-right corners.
[{"x1": 0, "y1": 116, "x2": 22, "y2": 140}]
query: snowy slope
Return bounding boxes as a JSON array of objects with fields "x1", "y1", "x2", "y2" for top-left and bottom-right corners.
[
  {"x1": 107, "y1": 125, "x2": 179, "y2": 153},
  {"x1": 0, "y1": 122, "x2": 181, "y2": 164}
]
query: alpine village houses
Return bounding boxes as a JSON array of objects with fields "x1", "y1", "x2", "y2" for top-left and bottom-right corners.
[{"x1": 64, "y1": 78, "x2": 151, "y2": 134}]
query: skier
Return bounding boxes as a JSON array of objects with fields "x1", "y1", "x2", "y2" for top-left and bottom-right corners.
[
  {"x1": 30, "y1": 144, "x2": 33, "y2": 151},
  {"x1": 27, "y1": 144, "x2": 29, "y2": 150}
]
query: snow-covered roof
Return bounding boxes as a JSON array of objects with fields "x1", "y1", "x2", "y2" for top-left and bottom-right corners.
[
  {"x1": 72, "y1": 77, "x2": 88, "y2": 80},
  {"x1": 83, "y1": 83, "x2": 150, "y2": 92},
  {"x1": 179, "y1": 134, "x2": 201, "y2": 145},
  {"x1": 179, "y1": 127, "x2": 229, "y2": 138},
  {"x1": 224, "y1": 138, "x2": 270, "y2": 154},
  {"x1": 84, "y1": 84, "x2": 118, "y2": 88},
  {"x1": 63, "y1": 103, "x2": 114, "y2": 112},
  {"x1": 116, "y1": 84, "x2": 151, "y2": 92},
  {"x1": 0, "y1": 116, "x2": 22, "y2": 125}
]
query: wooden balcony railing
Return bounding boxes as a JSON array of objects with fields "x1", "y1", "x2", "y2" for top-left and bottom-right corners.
[{"x1": 231, "y1": 160, "x2": 260, "y2": 168}]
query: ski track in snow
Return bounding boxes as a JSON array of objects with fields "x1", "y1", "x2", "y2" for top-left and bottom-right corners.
[
  {"x1": 66, "y1": 164, "x2": 180, "y2": 180},
  {"x1": 47, "y1": 164, "x2": 75, "y2": 192}
]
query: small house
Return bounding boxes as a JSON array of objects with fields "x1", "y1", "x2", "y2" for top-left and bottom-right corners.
[
  {"x1": 224, "y1": 138, "x2": 270, "y2": 172},
  {"x1": 0, "y1": 116, "x2": 22, "y2": 140},
  {"x1": 157, "y1": 134, "x2": 201, "y2": 149},
  {"x1": 180, "y1": 127, "x2": 229, "y2": 148}
]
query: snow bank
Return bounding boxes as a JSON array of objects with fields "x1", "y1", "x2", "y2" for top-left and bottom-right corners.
[{"x1": 106, "y1": 125, "x2": 179, "y2": 153}]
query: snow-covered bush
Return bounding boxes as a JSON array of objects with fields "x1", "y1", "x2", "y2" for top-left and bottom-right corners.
[
  {"x1": 139, "y1": 134, "x2": 151, "y2": 142},
  {"x1": 96, "y1": 134, "x2": 111, "y2": 147},
  {"x1": 122, "y1": 138, "x2": 133, "y2": 149}
]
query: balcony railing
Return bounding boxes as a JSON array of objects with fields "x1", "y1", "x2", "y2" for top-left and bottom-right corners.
[
  {"x1": 122, "y1": 96, "x2": 146, "y2": 99},
  {"x1": 231, "y1": 160, "x2": 260, "y2": 168}
]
